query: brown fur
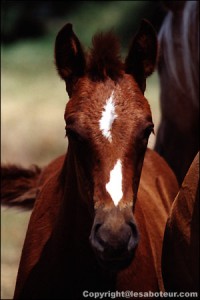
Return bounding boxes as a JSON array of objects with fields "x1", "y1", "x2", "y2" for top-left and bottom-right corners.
[
  {"x1": 155, "y1": 1, "x2": 199, "y2": 185},
  {"x1": 14, "y1": 150, "x2": 179, "y2": 299},
  {"x1": 162, "y1": 152, "x2": 199, "y2": 292},
  {"x1": 87, "y1": 31, "x2": 123, "y2": 81}
]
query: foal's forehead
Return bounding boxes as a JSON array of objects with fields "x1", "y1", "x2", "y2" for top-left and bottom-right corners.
[
  {"x1": 67, "y1": 75, "x2": 151, "y2": 120},
  {"x1": 65, "y1": 75, "x2": 152, "y2": 146}
]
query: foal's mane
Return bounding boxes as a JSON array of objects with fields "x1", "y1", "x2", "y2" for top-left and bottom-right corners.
[{"x1": 87, "y1": 31, "x2": 124, "y2": 81}]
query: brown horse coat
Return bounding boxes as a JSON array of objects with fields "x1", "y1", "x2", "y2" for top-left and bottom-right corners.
[
  {"x1": 162, "y1": 151, "x2": 199, "y2": 292},
  {"x1": 14, "y1": 149, "x2": 178, "y2": 299},
  {"x1": 155, "y1": 1, "x2": 199, "y2": 185}
]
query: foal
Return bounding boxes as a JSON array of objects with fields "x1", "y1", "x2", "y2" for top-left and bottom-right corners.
[{"x1": 13, "y1": 21, "x2": 178, "y2": 299}]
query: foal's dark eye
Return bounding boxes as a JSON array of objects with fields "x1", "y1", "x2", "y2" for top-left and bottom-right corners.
[
  {"x1": 65, "y1": 127, "x2": 83, "y2": 142},
  {"x1": 143, "y1": 124, "x2": 154, "y2": 140}
]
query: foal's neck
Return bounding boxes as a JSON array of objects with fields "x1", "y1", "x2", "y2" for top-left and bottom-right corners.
[{"x1": 59, "y1": 145, "x2": 93, "y2": 234}]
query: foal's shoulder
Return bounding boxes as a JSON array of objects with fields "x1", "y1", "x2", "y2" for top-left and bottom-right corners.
[
  {"x1": 15, "y1": 163, "x2": 64, "y2": 298},
  {"x1": 144, "y1": 148, "x2": 178, "y2": 182},
  {"x1": 38, "y1": 155, "x2": 65, "y2": 187},
  {"x1": 141, "y1": 148, "x2": 179, "y2": 206}
]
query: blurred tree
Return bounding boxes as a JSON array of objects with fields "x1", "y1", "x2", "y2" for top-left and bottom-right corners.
[
  {"x1": 116, "y1": 1, "x2": 167, "y2": 46},
  {"x1": 1, "y1": 1, "x2": 82, "y2": 43},
  {"x1": 1, "y1": 1, "x2": 166, "y2": 44}
]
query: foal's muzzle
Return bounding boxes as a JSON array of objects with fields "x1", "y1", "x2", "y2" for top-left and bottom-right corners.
[{"x1": 89, "y1": 207, "x2": 139, "y2": 270}]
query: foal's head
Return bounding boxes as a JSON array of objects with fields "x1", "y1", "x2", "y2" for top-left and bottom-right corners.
[{"x1": 55, "y1": 21, "x2": 157, "y2": 269}]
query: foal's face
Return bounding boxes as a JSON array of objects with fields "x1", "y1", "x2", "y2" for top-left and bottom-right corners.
[
  {"x1": 55, "y1": 21, "x2": 157, "y2": 269},
  {"x1": 65, "y1": 76, "x2": 153, "y2": 268}
]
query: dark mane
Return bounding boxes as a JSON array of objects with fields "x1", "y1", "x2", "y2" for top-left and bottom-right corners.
[{"x1": 87, "y1": 31, "x2": 123, "y2": 81}]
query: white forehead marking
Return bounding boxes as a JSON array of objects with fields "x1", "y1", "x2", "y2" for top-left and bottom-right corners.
[
  {"x1": 99, "y1": 91, "x2": 117, "y2": 142},
  {"x1": 106, "y1": 159, "x2": 123, "y2": 206}
]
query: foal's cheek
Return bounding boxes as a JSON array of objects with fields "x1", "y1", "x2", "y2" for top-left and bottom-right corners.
[{"x1": 128, "y1": 150, "x2": 146, "y2": 200}]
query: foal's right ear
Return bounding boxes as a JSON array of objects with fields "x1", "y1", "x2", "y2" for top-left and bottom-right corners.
[{"x1": 55, "y1": 23, "x2": 86, "y2": 97}]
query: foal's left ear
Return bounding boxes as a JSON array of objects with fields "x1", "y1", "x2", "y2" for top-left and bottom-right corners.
[
  {"x1": 125, "y1": 19, "x2": 157, "y2": 93},
  {"x1": 55, "y1": 23, "x2": 86, "y2": 97}
]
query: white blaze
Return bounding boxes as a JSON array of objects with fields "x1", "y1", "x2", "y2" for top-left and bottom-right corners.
[
  {"x1": 106, "y1": 159, "x2": 123, "y2": 206},
  {"x1": 99, "y1": 91, "x2": 117, "y2": 142}
]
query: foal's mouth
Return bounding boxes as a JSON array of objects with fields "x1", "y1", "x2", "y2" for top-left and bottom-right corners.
[
  {"x1": 90, "y1": 238, "x2": 138, "y2": 271},
  {"x1": 89, "y1": 206, "x2": 140, "y2": 270},
  {"x1": 94, "y1": 248, "x2": 137, "y2": 271}
]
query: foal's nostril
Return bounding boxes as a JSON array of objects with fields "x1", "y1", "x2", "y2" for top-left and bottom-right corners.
[
  {"x1": 95, "y1": 225, "x2": 106, "y2": 246},
  {"x1": 94, "y1": 223, "x2": 101, "y2": 234},
  {"x1": 127, "y1": 221, "x2": 139, "y2": 251},
  {"x1": 128, "y1": 221, "x2": 138, "y2": 237},
  {"x1": 90, "y1": 223, "x2": 105, "y2": 252}
]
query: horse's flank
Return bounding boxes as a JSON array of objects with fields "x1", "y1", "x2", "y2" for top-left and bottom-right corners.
[
  {"x1": 158, "y1": 1, "x2": 199, "y2": 105},
  {"x1": 162, "y1": 151, "x2": 199, "y2": 292},
  {"x1": 155, "y1": 0, "x2": 199, "y2": 185}
]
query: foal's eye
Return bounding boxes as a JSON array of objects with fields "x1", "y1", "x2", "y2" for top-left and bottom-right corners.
[
  {"x1": 143, "y1": 124, "x2": 154, "y2": 140},
  {"x1": 65, "y1": 127, "x2": 83, "y2": 142}
]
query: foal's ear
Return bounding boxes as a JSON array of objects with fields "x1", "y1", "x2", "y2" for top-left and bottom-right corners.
[
  {"x1": 55, "y1": 23, "x2": 86, "y2": 97},
  {"x1": 125, "y1": 19, "x2": 157, "y2": 93}
]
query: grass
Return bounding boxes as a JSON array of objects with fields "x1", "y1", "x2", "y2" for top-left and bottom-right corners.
[
  {"x1": 1, "y1": 208, "x2": 31, "y2": 299},
  {"x1": 1, "y1": 36, "x2": 68, "y2": 167},
  {"x1": 1, "y1": 13, "x2": 160, "y2": 299}
]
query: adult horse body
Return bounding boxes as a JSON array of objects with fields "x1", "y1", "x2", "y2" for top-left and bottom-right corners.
[
  {"x1": 12, "y1": 21, "x2": 179, "y2": 299},
  {"x1": 162, "y1": 151, "x2": 199, "y2": 293},
  {"x1": 155, "y1": 1, "x2": 199, "y2": 185}
]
